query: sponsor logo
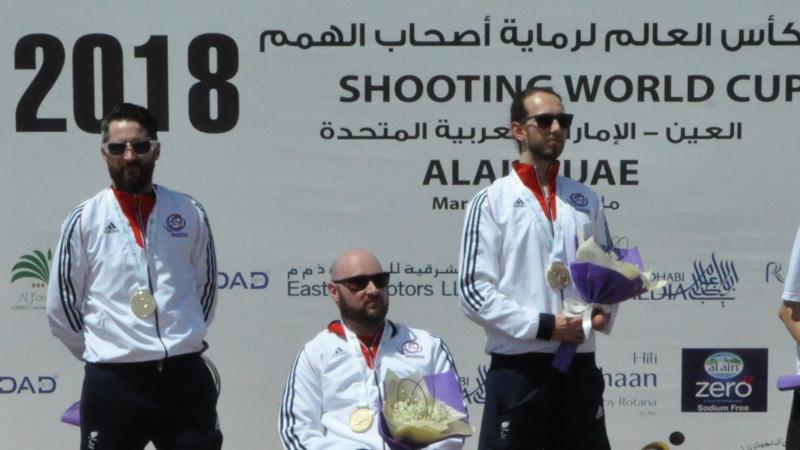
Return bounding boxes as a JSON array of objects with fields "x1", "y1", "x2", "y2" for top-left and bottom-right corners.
[
  {"x1": 513, "y1": 198, "x2": 525, "y2": 208},
  {"x1": 0, "y1": 375, "x2": 57, "y2": 394},
  {"x1": 636, "y1": 254, "x2": 739, "y2": 306},
  {"x1": 103, "y1": 222, "x2": 119, "y2": 233},
  {"x1": 703, "y1": 352, "x2": 742, "y2": 379},
  {"x1": 603, "y1": 352, "x2": 659, "y2": 411},
  {"x1": 400, "y1": 340, "x2": 422, "y2": 355},
  {"x1": 765, "y1": 261, "x2": 784, "y2": 283},
  {"x1": 569, "y1": 192, "x2": 588, "y2": 207},
  {"x1": 460, "y1": 365, "x2": 488, "y2": 405},
  {"x1": 217, "y1": 271, "x2": 270, "y2": 290},
  {"x1": 10, "y1": 249, "x2": 51, "y2": 311},
  {"x1": 681, "y1": 348, "x2": 767, "y2": 413},
  {"x1": 163, "y1": 213, "x2": 188, "y2": 237}
]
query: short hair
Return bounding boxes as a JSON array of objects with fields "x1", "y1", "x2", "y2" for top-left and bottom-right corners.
[
  {"x1": 509, "y1": 87, "x2": 563, "y2": 123},
  {"x1": 100, "y1": 103, "x2": 159, "y2": 142}
]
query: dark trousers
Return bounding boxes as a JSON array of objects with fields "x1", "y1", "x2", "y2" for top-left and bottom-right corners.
[
  {"x1": 478, "y1": 352, "x2": 610, "y2": 450},
  {"x1": 788, "y1": 390, "x2": 800, "y2": 450},
  {"x1": 80, "y1": 353, "x2": 223, "y2": 450}
]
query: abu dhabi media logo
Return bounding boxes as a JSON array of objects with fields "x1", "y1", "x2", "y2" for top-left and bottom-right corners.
[
  {"x1": 636, "y1": 253, "x2": 739, "y2": 307},
  {"x1": 10, "y1": 249, "x2": 51, "y2": 311},
  {"x1": 681, "y1": 348, "x2": 767, "y2": 413},
  {"x1": 459, "y1": 365, "x2": 488, "y2": 405}
]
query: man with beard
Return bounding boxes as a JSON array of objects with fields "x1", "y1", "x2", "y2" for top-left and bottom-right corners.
[
  {"x1": 280, "y1": 249, "x2": 464, "y2": 450},
  {"x1": 458, "y1": 88, "x2": 615, "y2": 449},
  {"x1": 46, "y1": 103, "x2": 222, "y2": 450}
]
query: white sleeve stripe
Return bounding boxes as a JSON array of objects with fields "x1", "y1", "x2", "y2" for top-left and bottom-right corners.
[
  {"x1": 459, "y1": 192, "x2": 488, "y2": 312},
  {"x1": 279, "y1": 351, "x2": 308, "y2": 450},
  {"x1": 57, "y1": 207, "x2": 83, "y2": 332}
]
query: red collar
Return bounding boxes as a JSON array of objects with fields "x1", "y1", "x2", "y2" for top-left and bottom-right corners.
[
  {"x1": 328, "y1": 320, "x2": 385, "y2": 369},
  {"x1": 111, "y1": 187, "x2": 156, "y2": 248},
  {"x1": 513, "y1": 161, "x2": 559, "y2": 220}
]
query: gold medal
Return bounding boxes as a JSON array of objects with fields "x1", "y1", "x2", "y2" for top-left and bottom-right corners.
[
  {"x1": 348, "y1": 407, "x2": 373, "y2": 433},
  {"x1": 546, "y1": 262, "x2": 571, "y2": 290},
  {"x1": 130, "y1": 288, "x2": 156, "y2": 319}
]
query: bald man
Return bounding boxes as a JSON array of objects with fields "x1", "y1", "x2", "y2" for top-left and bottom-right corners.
[{"x1": 279, "y1": 250, "x2": 464, "y2": 450}]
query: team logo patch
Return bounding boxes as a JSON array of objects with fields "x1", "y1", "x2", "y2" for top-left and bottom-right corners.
[
  {"x1": 400, "y1": 340, "x2": 422, "y2": 355},
  {"x1": 163, "y1": 213, "x2": 188, "y2": 237},
  {"x1": 569, "y1": 192, "x2": 588, "y2": 208}
]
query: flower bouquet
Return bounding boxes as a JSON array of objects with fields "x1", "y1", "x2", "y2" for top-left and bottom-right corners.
[
  {"x1": 553, "y1": 237, "x2": 666, "y2": 373},
  {"x1": 379, "y1": 369, "x2": 472, "y2": 450}
]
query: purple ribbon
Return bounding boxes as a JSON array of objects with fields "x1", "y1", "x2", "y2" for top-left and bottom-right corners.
[
  {"x1": 379, "y1": 369, "x2": 469, "y2": 450},
  {"x1": 552, "y1": 247, "x2": 648, "y2": 373}
]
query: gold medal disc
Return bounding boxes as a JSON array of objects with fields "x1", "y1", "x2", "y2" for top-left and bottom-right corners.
[
  {"x1": 348, "y1": 407, "x2": 373, "y2": 433},
  {"x1": 546, "y1": 262, "x2": 571, "y2": 290},
  {"x1": 131, "y1": 289, "x2": 156, "y2": 319}
]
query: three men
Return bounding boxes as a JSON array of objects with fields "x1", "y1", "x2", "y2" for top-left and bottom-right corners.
[
  {"x1": 46, "y1": 103, "x2": 222, "y2": 450},
  {"x1": 458, "y1": 88, "x2": 615, "y2": 449},
  {"x1": 280, "y1": 249, "x2": 463, "y2": 449}
]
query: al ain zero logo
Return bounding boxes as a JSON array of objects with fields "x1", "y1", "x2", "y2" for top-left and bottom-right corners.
[
  {"x1": 704, "y1": 352, "x2": 743, "y2": 380},
  {"x1": 10, "y1": 249, "x2": 52, "y2": 312},
  {"x1": 681, "y1": 348, "x2": 767, "y2": 413}
]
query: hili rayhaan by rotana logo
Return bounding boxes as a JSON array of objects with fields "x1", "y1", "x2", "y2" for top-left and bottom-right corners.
[{"x1": 10, "y1": 249, "x2": 52, "y2": 311}]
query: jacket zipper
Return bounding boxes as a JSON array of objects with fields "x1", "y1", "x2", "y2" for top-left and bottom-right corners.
[
  {"x1": 136, "y1": 194, "x2": 169, "y2": 369},
  {"x1": 534, "y1": 167, "x2": 565, "y2": 301}
]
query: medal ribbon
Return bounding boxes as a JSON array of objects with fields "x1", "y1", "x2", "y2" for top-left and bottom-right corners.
[{"x1": 342, "y1": 321, "x2": 387, "y2": 409}]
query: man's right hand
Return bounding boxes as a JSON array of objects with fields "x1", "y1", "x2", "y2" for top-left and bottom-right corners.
[{"x1": 551, "y1": 313, "x2": 585, "y2": 343}]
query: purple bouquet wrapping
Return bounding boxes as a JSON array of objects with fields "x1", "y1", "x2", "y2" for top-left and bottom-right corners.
[
  {"x1": 552, "y1": 238, "x2": 664, "y2": 373},
  {"x1": 777, "y1": 375, "x2": 800, "y2": 391},
  {"x1": 61, "y1": 401, "x2": 80, "y2": 426},
  {"x1": 379, "y1": 369, "x2": 472, "y2": 450}
]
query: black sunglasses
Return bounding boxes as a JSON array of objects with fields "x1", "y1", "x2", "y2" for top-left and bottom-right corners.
[
  {"x1": 332, "y1": 272, "x2": 391, "y2": 291},
  {"x1": 518, "y1": 113, "x2": 574, "y2": 129},
  {"x1": 103, "y1": 140, "x2": 158, "y2": 156}
]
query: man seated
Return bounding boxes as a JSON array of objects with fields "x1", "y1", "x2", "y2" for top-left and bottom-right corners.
[{"x1": 279, "y1": 249, "x2": 464, "y2": 450}]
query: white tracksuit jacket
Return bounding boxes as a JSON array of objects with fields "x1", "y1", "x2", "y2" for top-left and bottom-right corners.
[
  {"x1": 458, "y1": 169, "x2": 617, "y2": 355},
  {"x1": 46, "y1": 185, "x2": 217, "y2": 362},
  {"x1": 279, "y1": 320, "x2": 465, "y2": 450}
]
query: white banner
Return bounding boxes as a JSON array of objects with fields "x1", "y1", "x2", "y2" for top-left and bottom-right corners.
[{"x1": 2, "y1": 2, "x2": 799, "y2": 449}]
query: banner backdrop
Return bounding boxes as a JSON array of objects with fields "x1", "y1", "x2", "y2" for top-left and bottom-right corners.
[{"x1": 2, "y1": 1, "x2": 799, "y2": 449}]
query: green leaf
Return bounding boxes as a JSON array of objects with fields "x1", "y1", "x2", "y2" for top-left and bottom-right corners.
[
  {"x1": 19, "y1": 255, "x2": 47, "y2": 279},
  {"x1": 12, "y1": 261, "x2": 42, "y2": 277},
  {"x1": 11, "y1": 270, "x2": 45, "y2": 283}
]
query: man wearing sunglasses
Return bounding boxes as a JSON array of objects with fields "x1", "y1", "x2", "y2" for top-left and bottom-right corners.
[
  {"x1": 458, "y1": 88, "x2": 615, "y2": 449},
  {"x1": 46, "y1": 103, "x2": 222, "y2": 450},
  {"x1": 280, "y1": 249, "x2": 465, "y2": 450}
]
